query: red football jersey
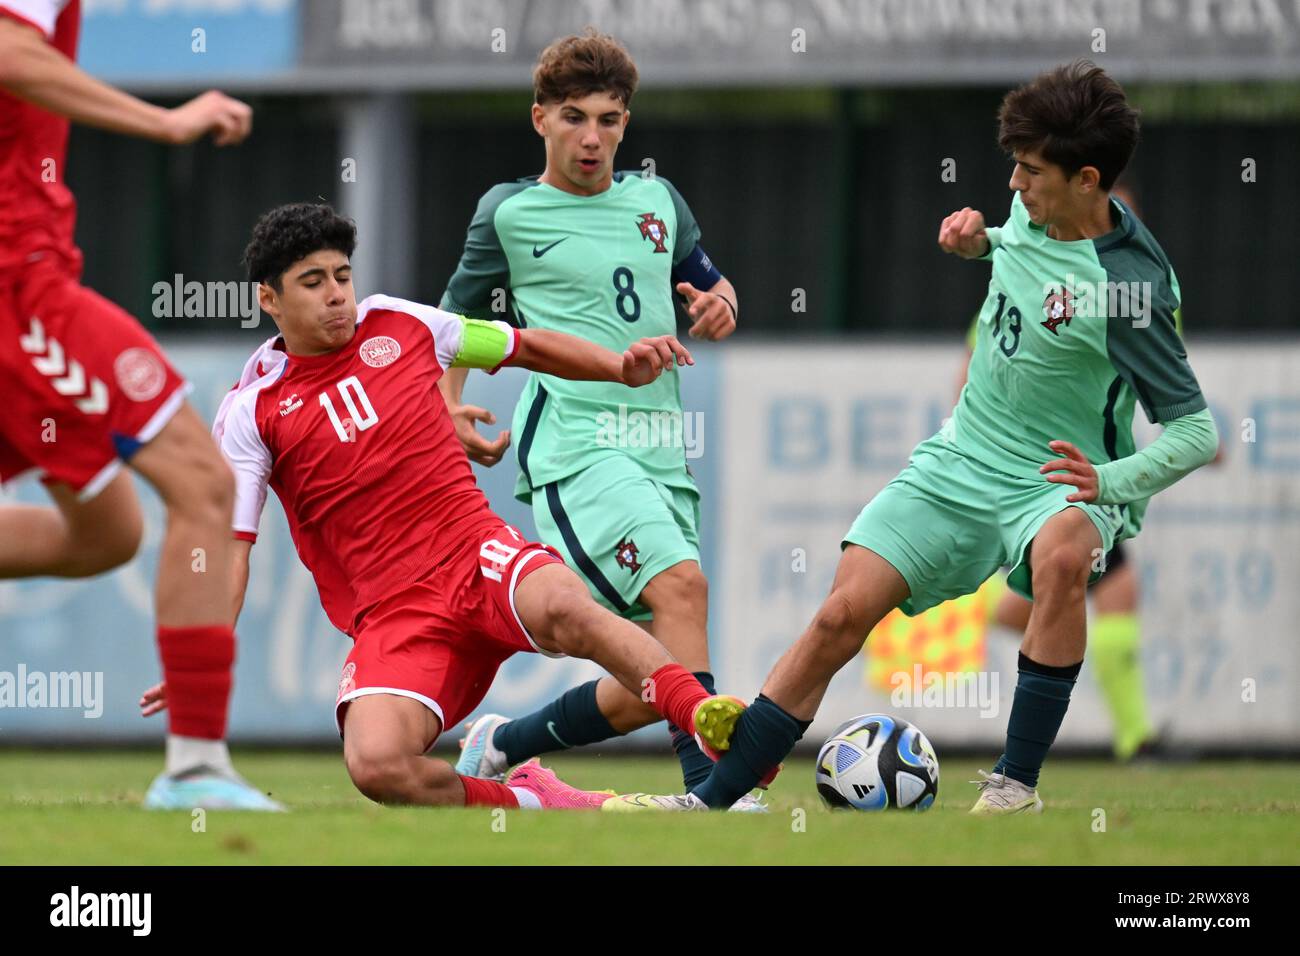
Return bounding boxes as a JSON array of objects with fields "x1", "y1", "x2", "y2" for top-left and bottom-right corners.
[
  {"x1": 219, "y1": 295, "x2": 519, "y2": 633},
  {"x1": 0, "y1": 1, "x2": 83, "y2": 276}
]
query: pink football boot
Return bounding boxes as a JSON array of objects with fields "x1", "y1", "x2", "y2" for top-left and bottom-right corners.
[{"x1": 505, "y1": 759, "x2": 612, "y2": 810}]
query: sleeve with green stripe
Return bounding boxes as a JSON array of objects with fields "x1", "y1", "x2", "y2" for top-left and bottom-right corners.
[
  {"x1": 440, "y1": 182, "x2": 520, "y2": 322},
  {"x1": 655, "y1": 175, "x2": 702, "y2": 266},
  {"x1": 1105, "y1": 272, "x2": 1205, "y2": 424}
]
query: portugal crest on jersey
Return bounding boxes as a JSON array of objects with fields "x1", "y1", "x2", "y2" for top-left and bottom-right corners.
[
  {"x1": 1042, "y1": 287, "x2": 1074, "y2": 335},
  {"x1": 615, "y1": 537, "x2": 641, "y2": 572},
  {"x1": 636, "y1": 212, "x2": 669, "y2": 253}
]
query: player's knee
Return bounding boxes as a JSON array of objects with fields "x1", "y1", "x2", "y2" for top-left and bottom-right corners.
[
  {"x1": 345, "y1": 750, "x2": 432, "y2": 805},
  {"x1": 1033, "y1": 542, "x2": 1092, "y2": 595},
  {"x1": 96, "y1": 521, "x2": 143, "y2": 572},
  {"x1": 539, "y1": 585, "x2": 601, "y2": 656},
  {"x1": 810, "y1": 590, "x2": 861, "y2": 641},
  {"x1": 160, "y1": 443, "x2": 234, "y2": 527},
  {"x1": 808, "y1": 590, "x2": 867, "y2": 662},
  {"x1": 645, "y1": 562, "x2": 707, "y2": 616}
]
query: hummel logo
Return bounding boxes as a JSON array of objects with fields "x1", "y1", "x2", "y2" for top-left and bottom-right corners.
[
  {"x1": 532, "y1": 237, "x2": 569, "y2": 258},
  {"x1": 20, "y1": 317, "x2": 109, "y2": 414},
  {"x1": 279, "y1": 393, "x2": 303, "y2": 416}
]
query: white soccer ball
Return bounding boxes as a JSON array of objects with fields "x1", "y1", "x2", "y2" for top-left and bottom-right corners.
[{"x1": 815, "y1": 714, "x2": 939, "y2": 811}]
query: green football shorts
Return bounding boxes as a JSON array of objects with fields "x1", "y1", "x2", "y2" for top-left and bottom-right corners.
[
  {"x1": 844, "y1": 433, "x2": 1126, "y2": 615},
  {"x1": 533, "y1": 453, "x2": 701, "y2": 621}
]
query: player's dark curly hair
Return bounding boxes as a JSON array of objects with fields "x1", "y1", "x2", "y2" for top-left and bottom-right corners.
[
  {"x1": 533, "y1": 28, "x2": 638, "y2": 107},
  {"x1": 243, "y1": 203, "x2": 357, "y2": 291},
  {"x1": 997, "y1": 60, "x2": 1140, "y2": 191}
]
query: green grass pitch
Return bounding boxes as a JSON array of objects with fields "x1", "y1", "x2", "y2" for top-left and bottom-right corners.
[{"x1": 0, "y1": 749, "x2": 1295, "y2": 865}]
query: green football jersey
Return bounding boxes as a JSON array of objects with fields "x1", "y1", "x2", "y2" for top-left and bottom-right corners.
[
  {"x1": 442, "y1": 171, "x2": 703, "y2": 503},
  {"x1": 950, "y1": 192, "x2": 1206, "y2": 538}
]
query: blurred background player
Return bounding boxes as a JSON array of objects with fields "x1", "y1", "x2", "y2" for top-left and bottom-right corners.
[
  {"x1": 158, "y1": 202, "x2": 744, "y2": 810},
  {"x1": 438, "y1": 31, "x2": 749, "y2": 803},
  {"x1": 610, "y1": 61, "x2": 1219, "y2": 814},
  {"x1": 0, "y1": 0, "x2": 277, "y2": 808}
]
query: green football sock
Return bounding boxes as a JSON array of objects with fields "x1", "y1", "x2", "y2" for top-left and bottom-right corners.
[{"x1": 1090, "y1": 612, "x2": 1152, "y2": 760}]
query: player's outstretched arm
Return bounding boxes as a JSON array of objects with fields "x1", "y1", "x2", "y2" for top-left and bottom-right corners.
[
  {"x1": 507, "y1": 329, "x2": 693, "y2": 387},
  {"x1": 230, "y1": 538, "x2": 253, "y2": 624},
  {"x1": 437, "y1": 366, "x2": 511, "y2": 467},
  {"x1": 0, "y1": 17, "x2": 250, "y2": 145},
  {"x1": 1040, "y1": 409, "x2": 1219, "y2": 505},
  {"x1": 938, "y1": 207, "x2": 992, "y2": 259}
]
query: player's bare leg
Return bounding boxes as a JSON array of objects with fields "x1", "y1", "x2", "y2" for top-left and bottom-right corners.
[
  {"x1": 1093, "y1": 558, "x2": 1137, "y2": 614},
  {"x1": 1019, "y1": 508, "x2": 1097, "y2": 665},
  {"x1": 129, "y1": 404, "x2": 235, "y2": 626},
  {"x1": 458, "y1": 559, "x2": 728, "y2": 795},
  {"x1": 342, "y1": 694, "x2": 609, "y2": 809},
  {"x1": 593, "y1": 561, "x2": 761, "y2": 802},
  {"x1": 593, "y1": 560, "x2": 711, "y2": 732},
  {"x1": 763, "y1": 546, "x2": 910, "y2": 719},
  {"x1": 129, "y1": 404, "x2": 279, "y2": 809},
  {"x1": 611, "y1": 545, "x2": 910, "y2": 811},
  {"x1": 511, "y1": 562, "x2": 743, "y2": 754},
  {"x1": 0, "y1": 474, "x2": 142, "y2": 578},
  {"x1": 972, "y1": 507, "x2": 1099, "y2": 815},
  {"x1": 343, "y1": 695, "x2": 458, "y2": 804},
  {"x1": 993, "y1": 587, "x2": 1033, "y2": 632},
  {"x1": 991, "y1": 551, "x2": 1152, "y2": 759}
]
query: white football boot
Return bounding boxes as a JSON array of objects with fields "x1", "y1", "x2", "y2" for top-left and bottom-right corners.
[
  {"x1": 969, "y1": 769, "x2": 1044, "y2": 815},
  {"x1": 728, "y1": 793, "x2": 770, "y2": 813},
  {"x1": 601, "y1": 791, "x2": 709, "y2": 812},
  {"x1": 454, "y1": 714, "x2": 512, "y2": 781}
]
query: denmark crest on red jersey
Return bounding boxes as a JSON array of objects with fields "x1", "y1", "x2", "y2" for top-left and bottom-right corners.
[
  {"x1": 337, "y1": 662, "x2": 357, "y2": 700},
  {"x1": 114, "y1": 347, "x2": 166, "y2": 402},
  {"x1": 359, "y1": 336, "x2": 401, "y2": 368}
]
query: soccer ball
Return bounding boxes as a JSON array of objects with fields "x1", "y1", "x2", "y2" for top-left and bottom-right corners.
[{"x1": 815, "y1": 714, "x2": 939, "y2": 811}]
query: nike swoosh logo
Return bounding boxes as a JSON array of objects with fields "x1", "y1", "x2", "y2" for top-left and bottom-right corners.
[
  {"x1": 546, "y1": 720, "x2": 572, "y2": 748},
  {"x1": 533, "y1": 237, "x2": 569, "y2": 258}
]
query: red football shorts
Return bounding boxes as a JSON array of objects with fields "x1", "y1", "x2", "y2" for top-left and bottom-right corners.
[
  {"x1": 0, "y1": 262, "x2": 188, "y2": 499},
  {"x1": 334, "y1": 523, "x2": 566, "y2": 746}
]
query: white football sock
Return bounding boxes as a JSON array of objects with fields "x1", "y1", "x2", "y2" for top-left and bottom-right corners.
[
  {"x1": 509, "y1": 787, "x2": 542, "y2": 810},
  {"x1": 166, "y1": 735, "x2": 235, "y2": 776}
]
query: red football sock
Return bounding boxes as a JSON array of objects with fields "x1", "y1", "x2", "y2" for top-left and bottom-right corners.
[
  {"x1": 647, "y1": 663, "x2": 711, "y2": 733},
  {"x1": 156, "y1": 625, "x2": 235, "y2": 740},
  {"x1": 460, "y1": 774, "x2": 520, "y2": 808}
]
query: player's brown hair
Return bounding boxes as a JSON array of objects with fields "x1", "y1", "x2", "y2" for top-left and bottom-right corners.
[
  {"x1": 533, "y1": 28, "x2": 638, "y2": 108},
  {"x1": 997, "y1": 60, "x2": 1140, "y2": 191}
]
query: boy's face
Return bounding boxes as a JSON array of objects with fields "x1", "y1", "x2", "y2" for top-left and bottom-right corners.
[
  {"x1": 533, "y1": 90, "x2": 629, "y2": 194},
  {"x1": 259, "y1": 249, "x2": 356, "y2": 356},
  {"x1": 1008, "y1": 148, "x2": 1102, "y2": 229}
]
